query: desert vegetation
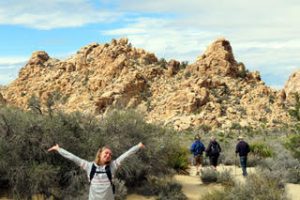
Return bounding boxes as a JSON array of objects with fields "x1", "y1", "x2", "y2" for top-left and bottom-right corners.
[
  {"x1": 0, "y1": 106, "x2": 188, "y2": 199},
  {"x1": 197, "y1": 124, "x2": 300, "y2": 200},
  {"x1": 0, "y1": 103, "x2": 299, "y2": 199}
]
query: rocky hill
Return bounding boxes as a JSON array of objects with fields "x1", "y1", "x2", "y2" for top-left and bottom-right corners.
[
  {"x1": 284, "y1": 71, "x2": 300, "y2": 102},
  {"x1": 0, "y1": 38, "x2": 292, "y2": 130}
]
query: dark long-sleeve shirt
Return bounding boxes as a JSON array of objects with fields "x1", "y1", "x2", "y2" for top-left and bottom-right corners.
[{"x1": 235, "y1": 141, "x2": 250, "y2": 157}]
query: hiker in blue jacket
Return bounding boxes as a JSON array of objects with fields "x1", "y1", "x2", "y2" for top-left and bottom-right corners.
[
  {"x1": 190, "y1": 134, "x2": 205, "y2": 175},
  {"x1": 235, "y1": 136, "x2": 250, "y2": 176},
  {"x1": 48, "y1": 142, "x2": 145, "y2": 200},
  {"x1": 205, "y1": 136, "x2": 221, "y2": 170}
]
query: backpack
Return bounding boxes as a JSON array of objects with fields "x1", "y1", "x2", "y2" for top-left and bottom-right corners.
[
  {"x1": 90, "y1": 164, "x2": 115, "y2": 194},
  {"x1": 210, "y1": 142, "x2": 220, "y2": 156},
  {"x1": 193, "y1": 141, "x2": 205, "y2": 155}
]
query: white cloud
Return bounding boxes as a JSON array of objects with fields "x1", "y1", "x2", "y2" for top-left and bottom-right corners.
[
  {"x1": 102, "y1": 17, "x2": 223, "y2": 61},
  {"x1": 0, "y1": 57, "x2": 27, "y2": 85},
  {"x1": 100, "y1": 1, "x2": 300, "y2": 88},
  {"x1": 0, "y1": 56, "x2": 28, "y2": 67},
  {"x1": 0, "y1": 0, "x2": 120, "y2": 29}
]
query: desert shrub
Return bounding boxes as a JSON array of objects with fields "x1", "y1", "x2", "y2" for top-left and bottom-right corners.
[
  {"x1": 140, "y1": 176, "x2": 187, "y2": 200},
  {"x1": 200, "y1": 167, "x2": 234, "y2": 187},
  {"x1": 95, "y1": 110, "x2": 181, "y2": 186},
  {"x1": 114, "y1": 179, "x2": 128, "y2": 200},
  {"x1": 166, "y1": 146, "x2": 189, "y2": 172},
  {"x1": 288, "y1": 93, "x2": 300, "y2": 121},
  {"x1": 156, "y1": 181, "x2": 187, "y2": 200},
  {"x1": 217, "y1": 142, "x2": 236, "y2": 166},
  {"x1": 250, "y1": 141, "x2": 274, "y2": 158},
  {"x1": 179, "y1": 61, "x2": 189, "y2": 69},
  {"x1": 285, "y1": 168, "x2": 300, "y2": 184},
  {"x1": 0, "y1": 107, "x2": 93, "y2": 199},
  {"x1": 284, "y1": 134, "x2": 300, "y2": 159},
  {"x1": 0, "y1": 107, "x2": 186, "y2": 199},
  {"x1": 216, "y1": 169, "x2": 234, "y2": 187},
  {"x1": 246, "y1": 154, "x2": 259, "y2": 167},
  {"x1": 201, "y1": 190, "x2": 227, "y2": 200},
  {"x1": 227, "y1": 173, "x2": 287, "y2": 200},
  {"x1": 200, "y1": 167, "x2": 218, "y2": 183},
  {"x1": 258, "y1": 145, "x2": 300, "y2": 184},
  {"x1": 202, "y1": 172, "x2": 287, "y2": 200},
  {"x1": 158, "y1": 58, "x2": 167, "y2": 68}
]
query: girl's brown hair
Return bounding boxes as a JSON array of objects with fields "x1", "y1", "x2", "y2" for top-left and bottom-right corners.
[{"x1": 94, "y1": 146, "x2": 111, "y2": 165}]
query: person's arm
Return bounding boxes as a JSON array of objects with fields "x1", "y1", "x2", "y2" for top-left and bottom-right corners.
[
  {"x1": 218, "y1": 143, "x2": 222, "y2": 153},
  {"x1": 48, "y1": 144, "x2": 90, "y2": 171},
  {"x1": 190, "y1": 142, "x2": 195, "y2": 153},
  {"x1": 114, "y1": 142, "x2": 145, "y2": 168},
  {"x1": 246, "y1": 143, "x2": 251, "y2": 153},
  {"x1": 235, "y1": 143, "x2": 239, "y2": 154}
]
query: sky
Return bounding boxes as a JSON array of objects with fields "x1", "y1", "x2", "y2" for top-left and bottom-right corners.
[{"x1": 0, "y1": 0, "x2": 299, "y2": 89}]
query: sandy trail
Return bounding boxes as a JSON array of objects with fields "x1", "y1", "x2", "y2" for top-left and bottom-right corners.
[
  {"x1": 127, "y1": 165, "x2": 300, "y2": 200},
  {"x1": 285, "y1": 183, "x2": 300, "y2": 200}
]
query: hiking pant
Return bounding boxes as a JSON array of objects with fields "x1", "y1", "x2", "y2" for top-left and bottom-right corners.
[
  {"x1": 209, "y1": 155, "x2": 219, "y2": 167},
  {"x1": 193, "y1": 154, "x2": 203, "y2": 166},
  {"x1": 239, "y1": 156, "x2": 248, "y2": 176}
]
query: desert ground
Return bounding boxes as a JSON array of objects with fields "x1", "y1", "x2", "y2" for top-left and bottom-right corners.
[{"x1": 127, "y1": 165, "x2": 300, "y2": 200}]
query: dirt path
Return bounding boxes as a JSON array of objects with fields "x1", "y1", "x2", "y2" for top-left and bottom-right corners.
[
  {"x1": 173, "y1": 165, "x2": 257, "y2": 199},
  {"x1": 127, "y1": 165, "x2": 300, "y2": 200},
  {"x1": 286, "y1": 183, "x2": 300, "y2": 200}
]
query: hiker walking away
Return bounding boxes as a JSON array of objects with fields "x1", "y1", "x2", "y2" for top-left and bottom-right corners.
[
  {"x1": 48, "y1": 142, "x2": 145, "y2": 200},
  {"x1": 205, "y1": 136, "x2": 221, "y2": 170},
  {"x1": 235, "y1": 136, "x2": 250, "y2": 176},
  {"x1": 190, "y1": 134, "x2": 205, "y2": 175}
]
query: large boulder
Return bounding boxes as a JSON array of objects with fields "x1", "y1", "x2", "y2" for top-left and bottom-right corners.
[{"x1": 284, "y1": 70, "x2": 300, "y2": 100}]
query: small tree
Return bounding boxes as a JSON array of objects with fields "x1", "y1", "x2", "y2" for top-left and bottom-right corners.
[{"x1": 28, "y1": 94, "x2": 42, "y2": 114}]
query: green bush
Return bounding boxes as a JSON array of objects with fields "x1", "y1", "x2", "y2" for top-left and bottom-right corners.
[
  {"x1": 284, "y1": 134, "x2": 300, "y2": 159},
  {"x1": 140, "y1": 176, "x2": 187, "y2": 200},
  {"x1": 203, "y1": 173, "x2": 287, "y2": 200},
  {"x1": 200, "y1": 167, "x2": 218, "y2": 183},
  {"x1": 156, "y1": 181, "x2": 187, "y2": 200},
  {"x1": 258, "y1": 145, "x2": 300, "y2": 184},
  {"x1": 166, "y1": 146, "x2": 189, "y2": 172},
  {"x1": 250, "y1": 141, "x2": 273, "y2": 158},
  {"x1": 216, "y1": 169, "x2": 234, "y2": 187},
  {"x1": 0, "y1": 107, "x2": 186, "y2": 199},
  {"x1": 201, "y1": 190, "x2": 227, "y2": 200},
  {"x1": 236, "y1": 173, "x2": 286, "y2": 200}
]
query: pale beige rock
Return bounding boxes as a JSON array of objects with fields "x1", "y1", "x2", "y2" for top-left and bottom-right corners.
[
  {"x1": 167, "y1": 59, "x2": 180, "y2": 77},
  {"x1": 284, "y1": 71, "x2": 300, "y2": 104},
  {"x1": 0, "y1": 38, "x2": 292, "y2": 130},
  {"x1": 0, "y1": 93, "x2": 6, "y2": 105}
]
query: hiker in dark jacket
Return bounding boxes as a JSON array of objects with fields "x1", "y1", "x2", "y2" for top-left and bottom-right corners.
[
  {"x1": 190, "y1": 134, "x2": 205, "y2": 175},
  {"x1": 235, "y1": 136, "x2": 250, "y2": 176},
  {"x1": 205, "y1": 136, "x2": 221, "y2": 169},
  {"x1": 48, "y1": 142, "x2": 145, "y2": 200}
]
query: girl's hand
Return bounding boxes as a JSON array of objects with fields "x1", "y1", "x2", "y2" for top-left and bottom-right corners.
[
  {"x1": 48, "y1": 144, "x2": 60, "y2": 152},
  {"x1": 138, "y1": 142, "x2": 145, "y2": 149}
]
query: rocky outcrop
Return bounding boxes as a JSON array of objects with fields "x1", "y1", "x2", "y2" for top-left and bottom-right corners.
[
  {"x1": 284, "y1": 71, "x2": 300, "y2": 103},
  {"x1": 187, "y1": 38, "x2": 243, "y2": 78},
  {"x1": 0, "y1": 93, "x2": 6, "y2": 105},
  {"x1": 1, "y1": 38, "x2": 292, "y2": 130}
]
